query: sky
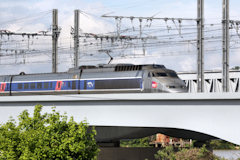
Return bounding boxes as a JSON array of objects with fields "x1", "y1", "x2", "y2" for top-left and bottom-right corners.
[{"x1": 0, "y1": 0, "x2": 240, "y2": 74}]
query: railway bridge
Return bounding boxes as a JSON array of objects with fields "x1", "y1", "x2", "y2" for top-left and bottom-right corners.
[
  {"x1": 178, "y1": 70, "x2": 240, "y2": 93},
  {"x1": 0, "y1": 93, "x2": 239, "y2": 145}
]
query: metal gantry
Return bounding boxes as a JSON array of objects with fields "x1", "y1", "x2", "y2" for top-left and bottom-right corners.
[{"x1": 0, "y1": 2, "x2": 238, "y2": 83}]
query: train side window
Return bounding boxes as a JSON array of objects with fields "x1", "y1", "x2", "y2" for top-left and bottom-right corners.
[
  {"x1": 18, "y1": 83, "x2": 23, "y2": 89},
  {"x1": 68, "y1": 82, "x2": 71, "y2": 88},
  {"x1": 44, "y1": 83, "x2": 49, "y2": 89},
  {"x1": 50, "y1": 82, "x2": 53, "y2": 88},
  {"x1": 30, "y1": 83, "x2": 35, "y2": 89},
  {"x1": 37, "y1": 83, "x2": 42, "y2": 89},
  {"x1": 72, "y1": 81, "x2": 76, "y2": 89},
  {"x1": 24, "y1": 83, "x2": 29, "y2": 89}
]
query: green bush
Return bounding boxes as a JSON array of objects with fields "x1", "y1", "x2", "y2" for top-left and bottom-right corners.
[
  {"x1": 120, "y1": 137, "x2": 152, "y2": 147},
  {"x1": 154, "y1": 145, "x2": 226, "y2": 160},
  {"x1": 210, "y1": 140, "x2": 237, "y2": 150},
  {"x1": 154, "y1": 146, "x2": 176, "y2": 160},
  {"x1": 0, "y1": 105, "x2": 99, "y2": 160}
]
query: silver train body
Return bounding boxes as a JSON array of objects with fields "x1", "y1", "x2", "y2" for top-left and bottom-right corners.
[{"x1": 0, "y1": 64, "x2": 187, "y2": 96}]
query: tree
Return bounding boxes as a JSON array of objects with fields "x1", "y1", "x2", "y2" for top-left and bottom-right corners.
[{"x1": 0, "y1": 105, "x2": 99, "y2": 160}]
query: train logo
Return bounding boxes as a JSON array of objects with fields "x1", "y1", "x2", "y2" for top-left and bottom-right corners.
[{"x1": 87, "y1": 80, "x2": 95, "y2": 90}]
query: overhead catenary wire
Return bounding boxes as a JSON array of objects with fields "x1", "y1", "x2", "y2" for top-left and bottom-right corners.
[{"x1": 0, "y1": 10, "x2": 240, "y2": 69}]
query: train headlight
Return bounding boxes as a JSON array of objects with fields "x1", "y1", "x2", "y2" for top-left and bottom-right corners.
[{"x1": 152, "y1": 81, "x2": 158, "y2": 88}]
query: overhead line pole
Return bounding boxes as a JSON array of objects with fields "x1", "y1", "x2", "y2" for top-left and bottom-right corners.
[
  {"x1": 52, "y1": 9, "x2": 59, "y2": 73},
  {"x1": 222, "y1": 0, "x2": 230, "y2": 92},
  {"x1": 74, "y1": 10, "x2": 79, "y2": 68},
  {"x1": 197, "y1": 0, "x2": 204, "y2": 92}
]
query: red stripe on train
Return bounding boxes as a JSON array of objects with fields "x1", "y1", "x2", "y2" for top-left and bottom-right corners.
[
  {"x1": 55, "y1": 81, "x2": 63, "y2": 90},
  {"x1": 0, "y1": 83, "x2": 6, "y2": 92}
]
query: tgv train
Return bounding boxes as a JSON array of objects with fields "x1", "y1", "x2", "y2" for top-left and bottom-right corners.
[{"x1": 0, "y1": 64, "x2": 187, "y2": 96}]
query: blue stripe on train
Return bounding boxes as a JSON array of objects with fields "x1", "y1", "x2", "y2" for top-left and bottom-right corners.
[
  {"x1": 11, "y1": 80, "x2": 79, "y2": 91},
  {"x1": 9, "y1": 78, "x2": 142, "y2": 92}
]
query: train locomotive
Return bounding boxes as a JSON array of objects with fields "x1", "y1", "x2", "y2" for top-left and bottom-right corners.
[{"x1": 0, "y1": 64, "x2": 187, "y2": 96}]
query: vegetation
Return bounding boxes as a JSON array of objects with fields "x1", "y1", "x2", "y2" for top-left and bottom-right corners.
[
  {"x1": 154, "y1": 145, "x2": 226, "y2": 160},
  {"x1": 121, "y1": 135, "x2": 239, "y2": 150},
  {"x1": 154, "y1": 146, "x2": 176, "y2": 160},
  {"x1": 120, "y1": 137, "x2": 152, "y2": 147},
  {"x1": 232, "y1": 66, "x2": 240, "y2": 70},
  {"x1": 210, "y1": 140, "x2": 238, "y2": 150},
  {"x1": 0, "y1": 105, "x2": 99, "y2": 160},
  {"x1": 121, "y1": 137, "x2": 240, "y2": 160}
]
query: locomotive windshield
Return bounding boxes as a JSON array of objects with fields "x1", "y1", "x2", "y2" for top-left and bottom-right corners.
[
  {"x1": 151, "y1": 72, "x2": 178, "y2": 77},
  {"x1": 152, "y1": 73, "x2": 167, "y2": 77},
  {"x1": 168, "y1": 72, "x2": 178, "y2": 77}
]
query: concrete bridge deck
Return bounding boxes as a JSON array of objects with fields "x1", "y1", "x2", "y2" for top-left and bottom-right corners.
[{"x1": 0, "y1": 93, "x2": 239, "y2": 145}]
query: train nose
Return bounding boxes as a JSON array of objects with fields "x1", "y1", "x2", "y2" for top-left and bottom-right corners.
[
  {"x1": 166, "y1": 85, "x2": 188, "y2": 93},
  {"x1": 155, "y1": 77, "x2": 187, "y2": 92}
]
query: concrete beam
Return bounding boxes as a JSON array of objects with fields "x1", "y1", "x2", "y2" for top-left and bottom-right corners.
[{"x1": 0, "y1": 93, "x2": 239, "y2": 145}]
